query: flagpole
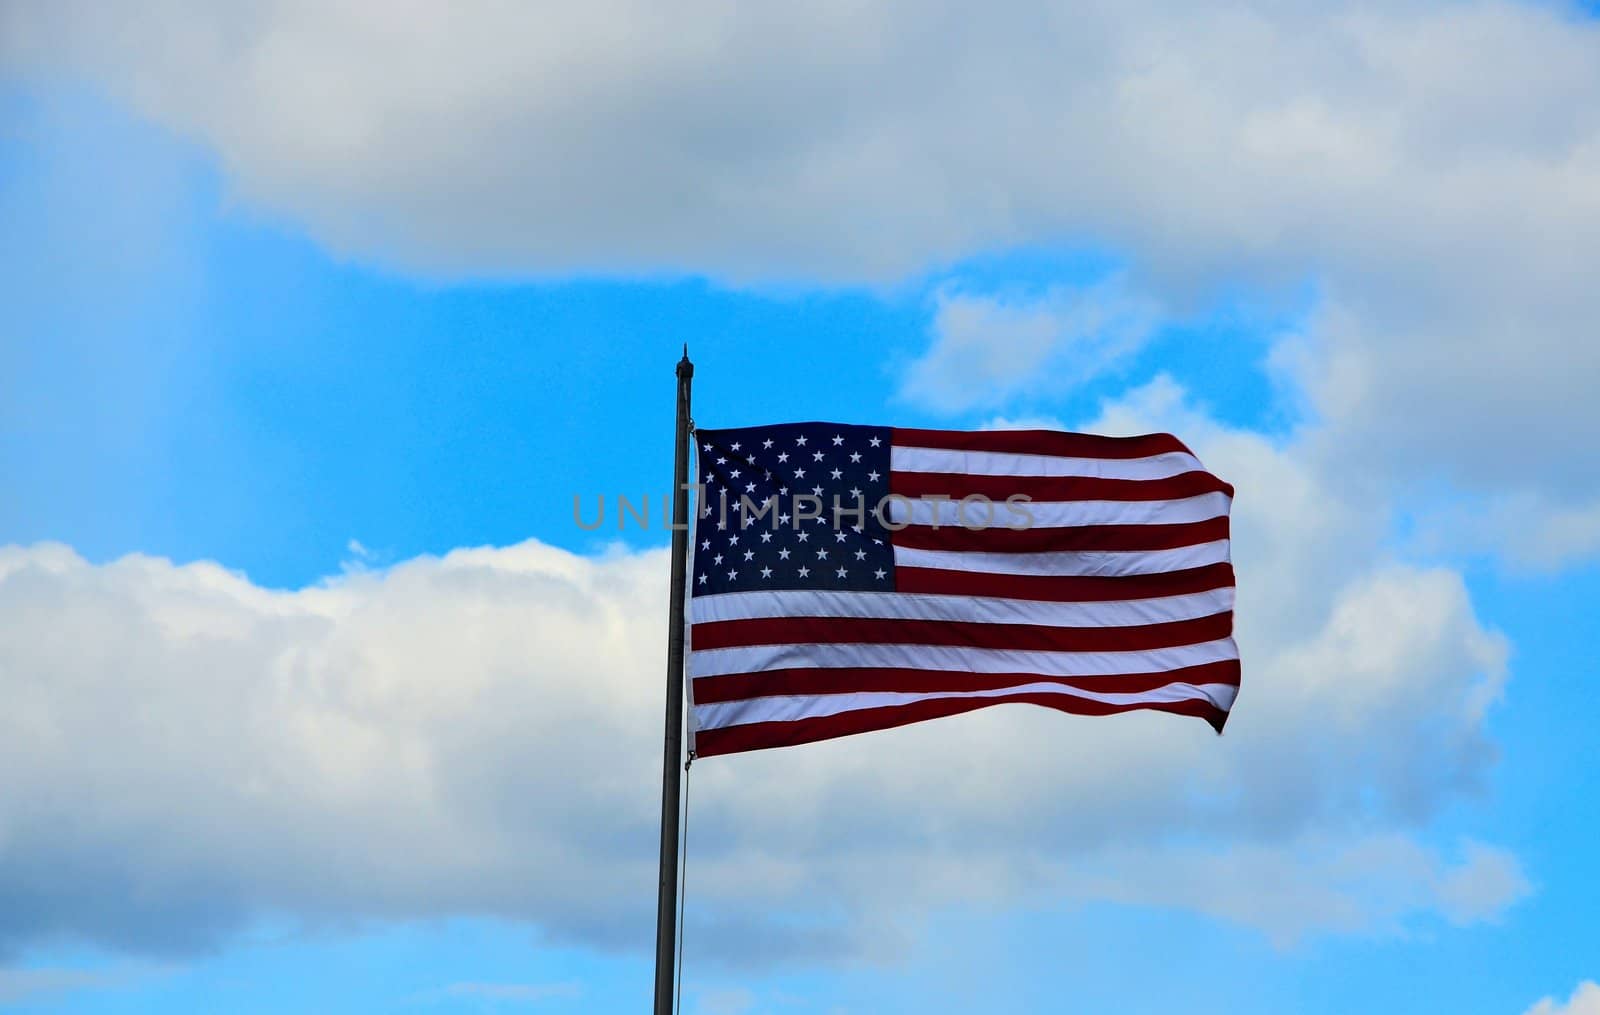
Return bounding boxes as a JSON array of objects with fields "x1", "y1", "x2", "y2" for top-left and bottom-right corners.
[{"x1": 654, "y1": 346, "x2": 694, "y2": 1015}]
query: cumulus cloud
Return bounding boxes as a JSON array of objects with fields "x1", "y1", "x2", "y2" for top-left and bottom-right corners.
[
  {"x1": 0, "y1": 540, "x2": 671, "y2": 958},
  {"x1": 1270, "y1": 296, "x2": 1600, "y2": 569},
  {"x1": 0, "y1": 378, "x2": 1523, "y2": 964},
  {"x1": 1525, "y1": 982, "x2": 1600, "y2": 1015}
]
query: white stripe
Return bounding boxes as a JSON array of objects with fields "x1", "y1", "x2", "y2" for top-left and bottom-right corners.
[
  {"x1": 684, "y1": 440, "x2": 701, "y2": 754},
  {"x1": 893, "y1": 539, "x2": 1231, "y2": 577},
  {"x1": 690, "y1": 636, "x2": 1238, "y2": 679},
  {"x1": 691, "y1": 586, "x2": 1235, "y2": 628},
  {"x1": 887, "y1": 491, "x2": 1229, "y2": 528},
  {"x1": 891, "y1": 445, "x2": 1204, "y2": 481},
  {"x1": 693, "y1": 680, "x2": 1238, "y2": 731}
]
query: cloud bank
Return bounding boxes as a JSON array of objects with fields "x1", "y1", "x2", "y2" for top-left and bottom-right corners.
[{"x1": 5, "y1": 1, "x2": 1593, "y2": 290}]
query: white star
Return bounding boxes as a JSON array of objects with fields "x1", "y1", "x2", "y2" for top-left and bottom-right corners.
[
  {"x1": 854, "y1": 549, "x2": 866, "y2": 560},
  {"x1": 777, "y1": 452, "x2": 789, "y2": 463},
  {"x1": 796, "y1": 435, "x2": 808, "y2": 446},
  {"x1": 794, "y1": 467, "x2": 806, "y2": 478},
  {"x1": 760, "y1": 566, "x2": 773, "y2": 578},
  {"x1": 701, "y1": 539, "x2": 710, "y2": 550},
  {"x1": 759, "y1": 531, "x2": 772, "y2": 542},
  {"x1": 797, "y1": 566, "x2": 810, "y2": 577},
  {"x1": 872, "y1": 538, "x2": 883, "y2": 545},
  {"x1": 778, "y1": 548, "x2": 791, "y2": 560},
  {"x1": 717, "y1": 456, "x2": 727, "y2": 465},
  {"x1": 727, "y1": 569, "x2": 738, "y2": 580},
  {"x1": 812, "y1": 485, "x2": 823, "y2": 496},
  {"x1": 743, "y1": 549, "x2": 754, "y2": 561},
  {"x1": 704, "y1": 472, "x2": 714, "y2": 483},
  {"x1": 779, "y1": 486, "x2": 789, "y2": 495},
  {"x1": 730, "y1": 442, "x2": 740, "y2": 451},
  {"x1": 779, "y1": 512, "x2": 791, "y2": 525},
  {"x1": 812, "y1": 450, "x2": 824, "y2": 462},
  {"x1": 745, "y1": 482, "x2": 756, "y2": 493},
  {"x1": 797, "y1": 531, "x2": 809, "y2": 542},
  {"x1": 836, "y1": 566, "x2": 848, "y2": 578},
  {"x1": 868, "y1": 436, "x2": 882, "y2": 447},
  {"x1": 830, "y1": 468, "x2": 842, "y2": 479},
  {"x1": 834, "y1": 532, "x2": 846, "y2": 543},
  {"x1": 849, "y1": 452, "x2": 862, "y2": 463},
  {"x1": 874, "y1": 568, "x2": 886, "y2": 579},
  {"x1": 729, "y1": 534, "x2": 739, "y2": 546},
  {"x1": 831, "y1": 434, "x2": 844, "y2": 445},
  {"x1": 762, "y1": 439, "x2": 774, "y2": 449},
  {"x1": 817, "y1": 548, "x2": 829, "y2": 560},
  {"x1": 713, "y1": 553, "x2": 723, "y2": 564},
  {"x1": 702, "y1": 442, "x2": 712, "y2": 452},
  {"x1": 848, "y1": 487, "x2": 861, "y2": 499},
  {"x1": 698, "y1": 573, "x2": 708, "y2": 584},
  {"x1": 717, "y1": 520, "x2": 726, "y2": 530},
  {"x1": 867, "y1": 470, "x2": 880, "y2": 481},
  {"x1": 729, "y1": 468, "x2": 740, "y2": 478}
]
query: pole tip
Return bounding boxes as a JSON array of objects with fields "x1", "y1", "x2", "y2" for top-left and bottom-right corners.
[{"x1": 677, "y1": 344, "x2": 693, "y2": 378}]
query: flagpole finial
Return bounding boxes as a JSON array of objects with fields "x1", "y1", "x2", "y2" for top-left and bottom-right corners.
[{"x1": 678, "y1": 344, "x2": 693, "y2": 379}]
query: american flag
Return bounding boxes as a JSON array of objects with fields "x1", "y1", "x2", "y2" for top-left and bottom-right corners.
[{"x1": 686, "y1": 422, "x2": 1238, "y2": 758}]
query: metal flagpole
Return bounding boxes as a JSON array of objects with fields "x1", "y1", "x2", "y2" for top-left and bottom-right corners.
[{"x1": 653, "y1": 347, "x2": 694, "y2": 1015}]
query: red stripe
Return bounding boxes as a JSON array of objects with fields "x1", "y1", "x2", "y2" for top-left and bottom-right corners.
[
  {"x1": 692, "y1": 659, "x2": 1241, "y2": 705},
  {"x1": 895, "y1": 561, "x2": 1235, "y2": 602},
  {"x1": 691, "y1": 611, "x2": 1232, "y2": 654},
  {"x1": 892, "y1": 427, "x2": 1194, "y2": 459},
  {"x1": 693, "y1": 693, "x2": 1229, "y2": 757},
  {"x1": 891, "y1": 469, "x2": 1234, "y2": 501},
  {"x1": 890, "y1": 516, "x2": 1230, "y2": 553}
]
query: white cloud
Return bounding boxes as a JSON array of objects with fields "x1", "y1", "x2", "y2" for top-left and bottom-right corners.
[
  {"x1": 1435, "y1": 841, "x2": 1532, "y2": 927},
  {"x1": 0, "y1": 378, "x2": 1524, "y2": 963},
  {"x1": 1406, "y1": 492, "x2": 1600, "y2": 574},
  {"x1": 443, "y1": 981, "x2": 583, "y2": 1003},
  {"x1": 899, "y1": 279, "x2": 1159, "y2": 413},
  {"x1": 693, "y1": 986, "x2": 757, "y2": 1015},
  {"x1": 0, "y1": 965, "x2": 173, "y2": 1004},
  {"x1": 1058, "y1": 835, "x2": 1526, "y2": 948},
  {"x1": 1525, "y1": 982, "x2": 1600, "y2": 1015}
]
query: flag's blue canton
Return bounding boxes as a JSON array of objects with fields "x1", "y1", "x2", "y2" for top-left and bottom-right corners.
[{"x1": 693, "y1": 423, "x2": 895, "y2": 596}]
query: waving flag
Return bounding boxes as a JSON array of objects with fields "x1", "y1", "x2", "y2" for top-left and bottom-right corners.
[{"x1": 687, "y1": 423, "x2": 1238, "y2": 758}]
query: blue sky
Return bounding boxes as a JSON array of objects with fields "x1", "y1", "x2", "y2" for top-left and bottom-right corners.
[{"x1": 3, "y1": 4, "x2": 1599, "y2": 1014}]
